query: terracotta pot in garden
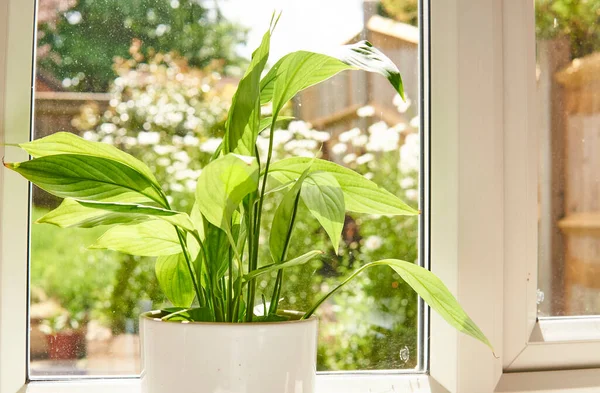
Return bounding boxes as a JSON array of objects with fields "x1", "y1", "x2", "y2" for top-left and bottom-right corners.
[{"x1": 46, "y1": 330, "x2": 86, "y2": 360}]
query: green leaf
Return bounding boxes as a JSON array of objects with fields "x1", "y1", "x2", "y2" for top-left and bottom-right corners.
[
  {"x1": 259, "y1": 40, "x2": 404, "y2": 109},
  {"x1": 301, "y1": 172, "x2": 345, "y2": 252},
  {"x1": 244, "y1": 250, "x2": 324, "y2": 282},
  {"x1": 90, "y1": 220, "x2": 181, "y2": 256},
  {"x1": 155, "y1": 253, "x2": 196, "y2": 308},
  {"x1": 187, "y1": 203, "x2": 204, "y2": 274},
  {"x1": 162, "y1": 307, "x2": 215, "y2": 322},
  {"x1": 269, "y1": 167, "x2": 311, "y2": 263},
  {"x1": 269, "y1": 157, "x2": 418, "y2": 216},
  {"x1": 38, "y1": 198, "x2": 146, "y2": 228},
  {"x1": 304, "y1": 259, "x2": 493, "y2": 351},
  {"x1": 259, "y1": 52, "x2": 348, "y2": 107},
  {"x1": 331, "y1": 41, "x2": 405, "y2": 100},
  {"x1": 223, "y1": 26, "x2": 272, "y2": 156},
  {"x1": 195, "y1": 154, "x2": 259, "y2": 231},
  {"x1": 37, "y1": 198, "x2": 194, "y2": 231},
  {"x1": 4, "y1": 154, "x2": 166, "y2": 206},
  {"x1": 203, "y1": 223, "x2": 231, "y2": 281},
  {"x1": 18, "y1": 132, "x2": 162, "y2": 190}
]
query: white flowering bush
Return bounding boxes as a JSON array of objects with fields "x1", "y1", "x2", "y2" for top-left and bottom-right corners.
[
  {"x1": 312, "y1": 100, "x2": 420, "y2": 370},
  {"x1": 71, "y1": 51, "x2": 234, "y2": 332},
  {"x1": 73, "y1": 48, "x2": 233, "y2": 211},
  {"x1": 251, "y1": 97, "x2": 421, "y2": 370}
]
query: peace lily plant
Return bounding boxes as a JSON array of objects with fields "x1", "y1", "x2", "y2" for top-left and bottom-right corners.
[{"x1": 5, "y1": 17, "x2": 491, "y2": 369}]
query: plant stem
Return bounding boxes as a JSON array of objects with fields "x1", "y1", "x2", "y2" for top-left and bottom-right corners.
[
  {"x1": 302, "y1": 262, "x2": 381, "y2": 319},
  {"x1": 269, "y1": 271, "x2": 284, "y2": 314},
  {"x1": 175, "y1": 227, "x2": 204, "y2": 307},
  {"x1": 250, "y1": 116, "x2": 279, "y2": 319},
  {"x1": 269, "y1": 192, "x2": 301, "y2": 315},
  {"x1": 164, "y1": 196, "x2": 205, "y2": 309},
  {"x1": 227, "y1": 249, "x2": 233, "y2": 322},
  {"x1": 224, "y1": 227, "x2": 245, "y2": 322}
]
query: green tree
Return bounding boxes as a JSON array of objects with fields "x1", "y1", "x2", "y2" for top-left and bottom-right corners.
[
  {"x1": 378, "y1": 0, "x2": 418, "y2": 27},
  {"x1": 535, "y1": 0, "x2": 600, "y2": 59},
  {"x1": 38, "y1": 0, "x2": 246, "y2": 92}
]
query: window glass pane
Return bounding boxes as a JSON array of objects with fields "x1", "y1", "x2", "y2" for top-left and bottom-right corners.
[
  {"x1": 29, "y1": 0, "x2": 422, "y2": 376},
  {"x1": 537, "y1": 0, "x2": 600, "y2": 316}
]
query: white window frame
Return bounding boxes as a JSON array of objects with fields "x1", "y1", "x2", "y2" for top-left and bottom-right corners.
[{"x1": 3, "y1": 0, "x2": 597, "y2": 392}]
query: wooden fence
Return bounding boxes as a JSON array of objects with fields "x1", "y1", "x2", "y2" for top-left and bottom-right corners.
[
  {"x1": 295, "y1": 16, "x2": 418, "y2": 137},
  {"x1": 34, "y1": 91, "x2": 109, "y2": 138},
  {"x1": 546, "y1": 47, "x2": 600, "y2": 314},
  {"x1": 33, "y1": 91, "x2": 109, "y2": 207}
]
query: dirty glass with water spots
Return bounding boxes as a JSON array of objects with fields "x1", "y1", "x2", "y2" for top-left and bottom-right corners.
[{"x1": 29, "y1": 0, "x2": 422, "y2": 376}]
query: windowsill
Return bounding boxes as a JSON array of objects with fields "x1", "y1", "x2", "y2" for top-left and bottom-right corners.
[
  {"x1": 23, "y1": 374, "x2": 442, "y2": 393},
  {"x1": 533, "y1": 316, "x2": 600, "y2": 342}
]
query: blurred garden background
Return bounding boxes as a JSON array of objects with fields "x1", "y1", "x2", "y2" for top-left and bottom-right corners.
[{"x1": 29, "y1": 0, "x2": 422, "y2": 375}]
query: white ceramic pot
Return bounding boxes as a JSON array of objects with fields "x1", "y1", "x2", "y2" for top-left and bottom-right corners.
[{"x1": 140, "y1": 310, "x2": 318, "y2": 393}]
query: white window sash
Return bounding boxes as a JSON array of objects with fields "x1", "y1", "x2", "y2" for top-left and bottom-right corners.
[
  {"x1": 499, "y1": 0, "x2": 600, "y2": 386},
  {"x1": 429, "y1": 0, "x2": 504, "y2": 391},
  {"x1": 0, "y1": 0, "x2": 35, "y2": 392}
]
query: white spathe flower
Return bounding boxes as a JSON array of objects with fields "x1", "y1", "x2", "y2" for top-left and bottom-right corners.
[
  {"x1": 137, "y1": 131, "x2": 161, "y2": 145},
  {"x1": 200, "y1": 137, "x2": 222, "y2": 153},
  {"x1": 357, "y1": 105, "x2": 375, "y2": 118},
  {"x1": 364, "y1": 235, "x2": 383, "y2": 251},
  {"x1": 331, "y1": 142, "x2": 347, "y2": 155}
]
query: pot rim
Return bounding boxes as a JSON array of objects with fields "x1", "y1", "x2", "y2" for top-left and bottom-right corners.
[{"x1": 140, "y1": 309, "x2": 318, "y2": 326}]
